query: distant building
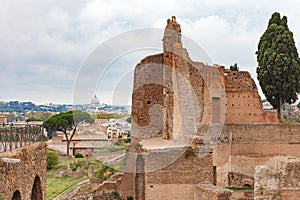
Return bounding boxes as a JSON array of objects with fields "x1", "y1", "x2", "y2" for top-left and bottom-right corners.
[
  {"x1": 91, "y1": 94, "x2": 101, "y2": 108},
  {"x1": 285, "y1": 103, "x2": 299, "y2": 112},
  {"x1": 262, "y1": 102, "x2": 274, "y2": 110},
  {"x1": 0, "y1": 114, "x2": 7, "y2": 125}
]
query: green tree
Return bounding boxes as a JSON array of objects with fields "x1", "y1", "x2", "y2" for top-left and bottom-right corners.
[
  {"x1": 297, "y1": 102, "x2": 300, "y2": 110},
  {"x1": 230, "y1": 63, "x2": 239, "y2": 71},
  {"x1": 44, "y1": 110, "x2": 94, "y2": 156},
  {"x1": 26, "y1": 111, "x2": 52, "y2": 121},
  {"x1": 26, "y1": 117, "x2": 42, "y2": 122},
  {"x1": 256, "y1": 12, "x2": 300, "y2": 118},
  {"x1": 126, "y1": 116, "x2": 131, "y2": 123},
  {"x1": 47, "y1": 151, "x2": 59, "y2": 170}
]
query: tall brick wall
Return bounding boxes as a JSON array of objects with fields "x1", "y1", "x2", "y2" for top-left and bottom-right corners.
[
  {"x1": 0, "y1": 143, "x2": 47, "y2": 200},
  {"x1": 132, "y1": 16, "x2": 206, "y2": 140},
  {"x1": 223, "y1": 70, "x2": 278, "y2": 123}
]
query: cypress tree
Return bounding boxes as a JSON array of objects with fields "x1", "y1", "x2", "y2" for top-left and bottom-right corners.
[{"x1": 256, "y1": 12, "x2": 300, "y2": 119}]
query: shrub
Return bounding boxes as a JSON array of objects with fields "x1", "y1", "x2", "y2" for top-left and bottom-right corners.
[
  {"x1": 75, "y1": 153, "x2": 84, "y2": 158},
  {"x1": 94, "y1": 165, "x2": 116, "y2": 181},
  {"x1": 112, "y1": 191, "x2": 122, "y2": 200},
  {"x1": 123, "y1": 137, "x2": 131, "y2": 143},
  {"x1": 184, "y1": 146, "x2": 195, "y2": 159},
  {"x1": 70, "y1": 160, "x2": 87, "y2": 171},
  {"x1": 47, "y1": 151, "x2": 59, "y2": 170}
]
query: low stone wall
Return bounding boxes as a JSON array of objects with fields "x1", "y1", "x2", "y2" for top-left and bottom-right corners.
[
  {"x1": 71, "y1": 192, "x2": 121, "y2": 200},
  {"x1": 194, "y1": 183, "x2": 233, "y2": 200},
  {"x1": 144, "y1": 148, "x2": 213, "y2": 200},
  {"x1": 0, "y1": 142, "x2": 47, "y2": 200}
]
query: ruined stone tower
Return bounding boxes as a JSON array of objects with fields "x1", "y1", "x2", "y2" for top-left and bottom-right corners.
[
  {"x1": 132, "y1": 16, "x2": 277, "y2": 143},
  {"x1": 132, "y1": 16, "x2": 206, "y2": 141}
]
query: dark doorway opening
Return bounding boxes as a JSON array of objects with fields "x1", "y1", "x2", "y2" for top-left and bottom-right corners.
[
  {"x1": 212, "y1": 97, "x2": 221, "y2": 123},
  {"x1": 31, "y1": 176, "x2": 42, "y2": 200},
  {"x1": 12, "y1": 190, "x2": 21, "y2": 200},
  {"x1": 213, "y1": 166, "x2": 217, "y2": 185}
]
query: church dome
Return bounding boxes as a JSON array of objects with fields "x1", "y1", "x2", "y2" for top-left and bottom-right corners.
[{"x1": 91, "y1": 94, "x2": 100, "y2": 107}]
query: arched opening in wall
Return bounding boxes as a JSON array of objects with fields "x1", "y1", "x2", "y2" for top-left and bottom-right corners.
[
  {"x1": 31, "y1": 176, "x2": 42, "y2": 200},
  {"x1": 12, "y1": 190, "x2": 21, "y2": 200}
]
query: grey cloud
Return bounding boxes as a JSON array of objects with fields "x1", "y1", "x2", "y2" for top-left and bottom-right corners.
[{"x1": 1, "y1": 0, "x2": 300, "y2": 104}]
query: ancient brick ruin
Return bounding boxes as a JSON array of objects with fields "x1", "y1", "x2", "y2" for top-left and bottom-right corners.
[
  {"x1": 117, "y1": 16, "x2": 300, "y2": 200},
  {"x1": 0, "y1": 143, "x2": 47, "y2": 200},
  {"x1": 132, "y1": 16, "x2": 278, "y2": 143}
]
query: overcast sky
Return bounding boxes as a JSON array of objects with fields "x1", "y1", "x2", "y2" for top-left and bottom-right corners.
[{"x1": 1, "y1": 0, "x2": 300, "y2": 105}]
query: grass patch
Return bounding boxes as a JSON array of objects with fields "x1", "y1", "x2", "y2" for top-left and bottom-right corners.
[
  {"x1": 280, "y1": 116, "x2": 300, "y2": 123},
  {"x1": 46, "y1": 156, "x2": 104, "y2": 199},
  {"x1": 46, "y1": 176, "x2": 86, "y2": 200},
  {"x1": 95, "y1": 141, "x2": 129, "y2": 153}
]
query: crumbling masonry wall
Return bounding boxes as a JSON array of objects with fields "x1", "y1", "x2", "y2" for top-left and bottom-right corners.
[
  {"x1": 254, "y1": 161, "x2": 300, "y2": 199},
  {"x1": 0, "y1": 143, "x2": 47, "y2": 200},
  {"x1": 194, "y1": 183, "x2": 233, "y2": 200},
  {"x1": 223, "y1": 70, "x2": 278, "y2": 123},
  {"x1": 132, "y1": 16, "x2": 205, "y2": 141}
]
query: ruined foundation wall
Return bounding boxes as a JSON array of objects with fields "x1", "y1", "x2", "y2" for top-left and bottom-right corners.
[
  {"x1": 194, "y1": 183, "x2": 233, "y2": 200},
  {"x1": 144, "y1": 149, "x2": 213, "y2": 200},
  {"x1": 279, "y1": 160, "x2": 300, "y2": 199},
  {"x1": 213, "y1": 123, "x2": 300, "y2": 188}
]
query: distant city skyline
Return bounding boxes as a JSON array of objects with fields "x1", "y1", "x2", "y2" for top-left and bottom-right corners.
[{"x1": 2, "y1": 1, "x2": 300, "y2": 104}]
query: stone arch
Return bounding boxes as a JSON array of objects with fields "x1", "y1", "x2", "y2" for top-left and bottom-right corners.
[
  {"x1": 12, "y1": 190, "x2": 21, "y2": 200},
  {"x1": 31, "y1": 175, "x2": 42, "y2": 200}
]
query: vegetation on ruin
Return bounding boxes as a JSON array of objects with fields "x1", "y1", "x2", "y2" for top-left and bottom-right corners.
[
  {"x1": 46, "y1": 155, "x2": 119, "y2": 200},
  {"x1": 74, "y1": 153, "x2": 84, "y2": 158},
  {"x1": 256, "y1": 12, "x2": 300, "y2": 119},
  {"x1": 93, "y1": 165, "x2": 116, "y2": 181},
  {"x1": 230, "y1": 63, "x2": 239, "y2": 71},
  {"x1": 184, "y1": 146, "x2": 196, "y2": 159},
  {"x1": 226, "y1": 186, "x2": 251, "y2": 191}
]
